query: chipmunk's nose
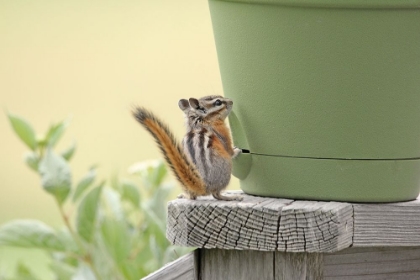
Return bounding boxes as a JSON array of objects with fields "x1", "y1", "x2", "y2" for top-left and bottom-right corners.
[{"x1": 225, "y1": 98, "x2": 233, "y2": 106}]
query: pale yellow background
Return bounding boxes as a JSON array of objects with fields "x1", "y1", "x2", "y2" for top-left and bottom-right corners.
[{"x1": 0, "y1": 0, "x2": 238, "y2": 275}]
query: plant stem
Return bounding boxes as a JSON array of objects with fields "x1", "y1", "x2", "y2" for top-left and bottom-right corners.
[
  {"x1": 56, "y1": 200, "x2": 84, "y2": 252},
  {"x1": 55, "y1": 199, "x2": 103, "y2": 280}
]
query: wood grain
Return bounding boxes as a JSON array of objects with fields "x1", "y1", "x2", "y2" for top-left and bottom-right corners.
[
  {"x1": 275, "y1": 252, "x2": 323, "y2": 280},
  {"x1": 143, "y1": 247, "x2": 420, "y2": 280},
  {"x1": 167, "y1": 192, "x2": 353, "y2": 253},
  {"x1": 199, "y1": 247, "x2": 420, "y2": 280},
  {"x1": 156, "y1": 194, "x2": 420, "y2": 279},
  {"x1": 353, "y1": 199, "x2": 420, "y2": 247},
  {"x1": 323, "y1": 247, "x2": 420, "y2": 280},
  {"x1": 201, "y1": 249, "x2": 274, "y2": 280},
  {"x1": 142, "y1": 251, "x2": 198, "y2": 280}
]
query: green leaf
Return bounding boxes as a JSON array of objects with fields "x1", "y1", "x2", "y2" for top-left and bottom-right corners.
[
  {"x1": 102, "y1": 187, "x2": 123, "y2": 220},
  {"x1": 128, "y1": 160, "x2": 165, "y2": 189},
  {"x1": 24, "y1": 152, "x2": 40, "y2": 172},
  {"x1": 55, "y1": 229, "x2": 79, "y2": 255},
  {"x1": 16, "y1": 262, "x2": 32, "y2": 277},
  {"x1": 71, "y1": 264, "x2": 95, "y2": 280},
  {"x1": 142, "y1": 204, "x2": 165, "y2": 232},
  {"x1": 119, "y1": 262, "x2": 146, "y2": 280},
  {"x1": 15, "y1": 262, "x2": 39, "y2": 280},
  {"x1": 45, "y1": 119, "x2": 70, "y2": 147},
  {"x1": 7, "y1": 113, "x2": 37, "y2": 151},
  {"x1": 76, "y1": 186, "x2": 102, "y2": 242},
  {"x1": 149, "y1": 183, "x2": 173, "y2": 221},
  {"x1": 38, "y1": 148, "x2": 72, "y2": 205},
  {"x1": 61, "y1": 142, "x2": 76, "y2": 161},
  {"x1": 109, "y1": 173, "x2": 121, "y2": 191},
  {"x1": 0, "y1": 220, "x2": 66, "y2": 251},
  {"x1": 121, "y1": 180, "x2": 140, "y2": 208},
  {"x1": 150, "y1": 161, "x2": 167, "y2": 188},
  {"x1": 100, "y1": 219, "x2": 131, "y2": 264},
  {"x1": 72, "y1": 168, "x2": 96, "y2": 202},
  {"x1": 141, "y1": 204, "x2": 166, "y2": 245},
  {"x1": 149, "y1": 235, "x2": 161, "y2": 263},
  {"x1": 89, "y1": 240, "x2": 117, "y2": 279},
  {"x1": 49, "y1": 260, "x2": 76, "y2": 280}
]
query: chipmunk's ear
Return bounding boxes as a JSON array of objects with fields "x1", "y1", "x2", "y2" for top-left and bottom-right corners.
[
  {"x1": 178, "y1": 99, "x2": 190, "y2": 112},
  {"x1": 188, "y1": 98, "x2": 200, "y2": 109}
]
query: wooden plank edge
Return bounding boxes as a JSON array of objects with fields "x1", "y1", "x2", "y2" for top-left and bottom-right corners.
[{"x1": 142, "y1": 250, "x2": 198, "y2": 280}]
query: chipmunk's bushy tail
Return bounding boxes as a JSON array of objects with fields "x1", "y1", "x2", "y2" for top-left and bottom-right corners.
[{"x1": 132, "y1": 107, "x2": 206, "y2": 196}]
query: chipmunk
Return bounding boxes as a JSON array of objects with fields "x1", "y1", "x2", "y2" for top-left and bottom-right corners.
[{"x1": 132, "y1": 95, "x2": 243, "y2": 201}]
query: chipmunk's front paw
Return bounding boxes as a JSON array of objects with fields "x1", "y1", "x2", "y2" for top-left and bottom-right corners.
[
  {"x1": 177, "y1": 193, "x2": 186, "y2": 199},
  {"x1": 232, "y1": 147, "x2": 242, "y2": 159}
]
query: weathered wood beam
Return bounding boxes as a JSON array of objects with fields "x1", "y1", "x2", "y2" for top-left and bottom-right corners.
[
  {"x1": 201, "y1": 249, "x2": 274, "y2": 280},
  {"x1": 323, "y1": 247, "x2": 420, "y2": 279},
  {"x1": 198, "y1": 247, "x2": 420, "y2": 280},
  {"x1": 275, "y1": 252, "x2": 323, "y2": 280},
  {"x1": 142, "y1": 247, "x2": 420, "y2": 280},
  {"x1": 167, "y1": 192, "x2": 353, "y2": 253},
  {"x1": 142, "y1": 251, "x2": 198, "y2": 280},
  {"x1": 353, "y1": 199, "x2": 420, "y2": 247},
  {"x1": 159, "y1": 194, "x2": 420, "y2": 280}
]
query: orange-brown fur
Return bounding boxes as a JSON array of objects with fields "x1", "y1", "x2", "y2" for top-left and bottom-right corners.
[
  {"x1": 212, "y1": 120, "x2": 235, "y2": 156},
  {"x1": 133, "y1": 108, "x2": 207, "y2": 197}
]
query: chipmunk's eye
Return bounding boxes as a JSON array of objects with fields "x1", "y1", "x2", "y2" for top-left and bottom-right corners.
[{"x1": 214, "y1": 99, "x2": 222, "y2": 106}]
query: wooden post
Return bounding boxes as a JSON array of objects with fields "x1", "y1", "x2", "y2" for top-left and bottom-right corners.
[
  {"x1": 167, "y1": 192, "x2": 353, "y2": 252},
  {"x1": 144, "y1": 191, "x2": 420, "y2": 280}
]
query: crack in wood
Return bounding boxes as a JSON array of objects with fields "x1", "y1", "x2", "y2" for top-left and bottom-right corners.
[
  {"x1": 167, "y1": 193, "x2": 353, "y2": 253},
  {"x1": 201, "y1": 206, "x2": 217, "y2": 248},
  {"x1": 276, "y1": 208, "x2": 283, "y2": 251},
  {"x1": 217, "y1": 209, "x2": 232, "y2": 248}
]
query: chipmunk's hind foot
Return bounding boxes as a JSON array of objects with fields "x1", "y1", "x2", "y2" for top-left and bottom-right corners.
[
  {"x1": 177, "y1": 193, "x2": 197, "y2": 200},
  {"x1": 212, "y1": 192, "x2": 243, "y2": 201}
]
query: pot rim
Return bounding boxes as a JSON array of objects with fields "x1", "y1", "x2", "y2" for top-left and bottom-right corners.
[{"x1": 209, "y1": 0, "x2": 420, "y2": 9}]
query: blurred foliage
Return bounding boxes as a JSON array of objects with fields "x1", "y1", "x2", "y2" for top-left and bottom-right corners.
[{"x1": 0, "y1": 113, "x2": 191, "y2": 280}]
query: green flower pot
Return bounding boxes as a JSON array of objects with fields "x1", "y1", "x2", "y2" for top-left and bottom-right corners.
[{"x1": 208, "y1": 0, "x2": 420, "y2": 202}]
